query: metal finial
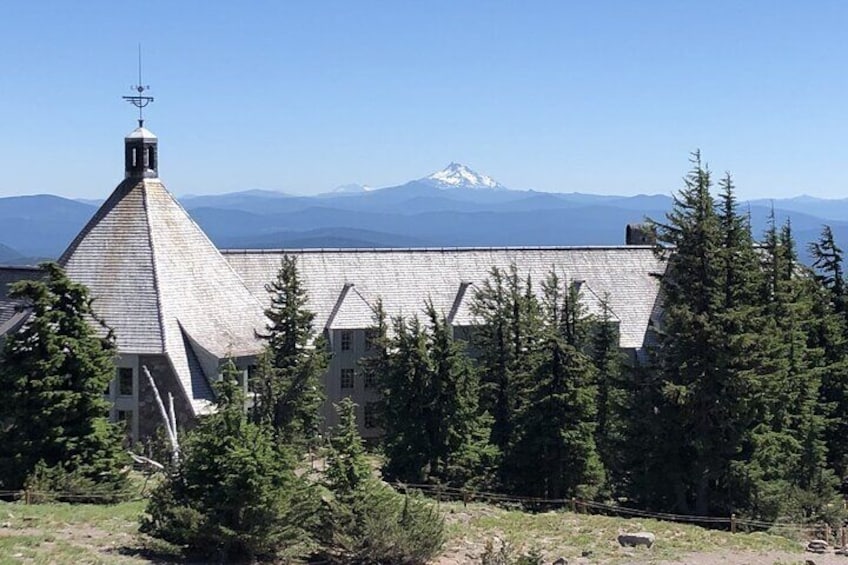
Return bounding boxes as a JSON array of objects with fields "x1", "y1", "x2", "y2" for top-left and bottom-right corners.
[{"x1": 122, "y1": 45, "x2": 154, "y2": 128}]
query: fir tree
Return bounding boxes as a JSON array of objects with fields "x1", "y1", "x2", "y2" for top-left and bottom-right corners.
[
  {"x1": 380, "y1": 314, "x2": 433, "y2": 483},
  {"x1": 252, "y1": 254, "x2": 328, "y2": 451},
  {"x1": 746, "y1": 220, "x2": 841, "y2": 521},
  {"x1": 0, "y1": 262, "x2": 129, "y2": 496},
  {"x1": 471, "y1": 265, "x2": 540, "y2": 452},
  {"x1": 506, "y1": 272, "x2": 604, "y2": 499},
  {"x1": 380, "y1": 304, "x2": 496, "y2": 487},
  {"x1": 649, "y1": 156, "x2": 758, "y2": 515},
  {"x1": 422, "y1": 302, "x2": 497, "y2": 487},
  {"x1": 591, "y1": 297, "x2": 628, "y2": 496},
  {"x1": 809, "y1": 225, "x2": 848, "y2": 479}
]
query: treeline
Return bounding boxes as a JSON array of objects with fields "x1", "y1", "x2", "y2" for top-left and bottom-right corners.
[{"x1": 367, "y1": 153, "x2": 848, "y2": 525}]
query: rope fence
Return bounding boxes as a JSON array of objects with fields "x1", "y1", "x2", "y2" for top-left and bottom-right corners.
[{"x1": 389, "y1": 481, "x2": 844, "y2": 542}]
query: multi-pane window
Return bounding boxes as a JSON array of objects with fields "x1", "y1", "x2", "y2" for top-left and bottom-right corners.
[
  {"x1": 117, "y1": 367, "x2": 133, "y2": 396},
  {"x1": 364, "y1": 402, "x2": 378, "y2": 429},
  {"x1": 340, "y1": 330, "x2": 352, "y2": 351},
  {"x1": 340, "y1": 368, "x2": 354, "y2": 389}
]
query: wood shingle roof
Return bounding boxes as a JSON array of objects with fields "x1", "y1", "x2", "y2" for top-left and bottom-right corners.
[{"x1": 60, "y1": 177, "x2": 267, "y2": 414}]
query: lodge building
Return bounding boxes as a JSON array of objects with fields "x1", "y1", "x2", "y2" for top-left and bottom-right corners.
[{"x1": 0, "y1": 121, "x2": 666, "y2": 443}]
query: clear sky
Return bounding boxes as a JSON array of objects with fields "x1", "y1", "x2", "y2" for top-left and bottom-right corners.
[{"x1": 2, "y1": 1, "x2": 848, "y2": 199}]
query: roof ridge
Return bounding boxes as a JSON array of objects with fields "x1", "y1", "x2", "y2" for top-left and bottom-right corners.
[
  {"x1": 221, "y1": 245, "x2": 656, "y2": 255},
  {"x1": 142, "y1": 182, "x2": 168, "y2": 353}
]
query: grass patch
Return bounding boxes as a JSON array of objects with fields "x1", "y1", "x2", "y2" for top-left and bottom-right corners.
[
  {"x1": 440, "y1": 501, "x2": 803, "y2": 563},
  {"x1": 0, "y1": 497, "x2": 811, "y2": 564},
  {"x1": 0, "y1": 499, "x2": 177, "y2": 564}
]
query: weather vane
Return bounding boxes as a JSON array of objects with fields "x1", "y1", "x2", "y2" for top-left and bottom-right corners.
[{"x1": 123, "y1": 45, "x2": 154, "y2": 128}]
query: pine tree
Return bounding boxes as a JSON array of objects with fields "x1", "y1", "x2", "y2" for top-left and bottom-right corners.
[
  {"x1": 252, "y1": 254, "x2": 328, "y2": 451},
  {"x1": 506, "y1": 271, "x2": 604, "y2": 499},
  {"x1": 142, "y1": 360, "x2": 319, "y2": 561},
  {"x1": 0, "y1": 262, "x2": 129, "y2": 497}
]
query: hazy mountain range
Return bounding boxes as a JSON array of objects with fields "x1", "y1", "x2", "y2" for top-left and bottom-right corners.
[{"x1": 1, "y1": 163, "x2": 847, "y2": 266}]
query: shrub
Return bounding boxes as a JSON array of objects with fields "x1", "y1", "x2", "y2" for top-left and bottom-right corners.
[
  {"x1": 141, "y1": 370, "x2": 319, "y2": 562},
  {"x1": 319, "y1": 398, "x2": 445, "y2": 564},
  {"x1": 24, "y1": 460, "x2": 133, "y2": 504}
]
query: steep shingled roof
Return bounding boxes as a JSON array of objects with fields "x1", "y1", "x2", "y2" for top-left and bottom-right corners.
[
  {"x1": 60, "y1": 177, "x2": 267, "y2": 414},
  {"x1": 223, "y1": 247, "x2": 665, "y2": 349}
]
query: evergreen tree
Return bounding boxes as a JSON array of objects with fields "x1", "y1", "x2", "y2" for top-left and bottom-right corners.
[
  {"x1": 142, "y1": 360, "x2": 319, "y2": 561},
  {"x1": 0, "y1": 262, "x2": 129, "y2": 497},
  {"x1": 809, "y1": 225, "x2": 848, "y2": 479},
  {"x1": 506, "y1": 272, "x2": 604, "y2": 499},
  {"x1": 422, "y1": 302, "x2": 497, "y2": 487},
  {"x1": 252, "y1": 254, "x2": 328, "y2": 451},
  {"x1": 324, "y1": 398, "x2": 372, "y2": 497},
  {"x1": 380, "y1": 314, "x2": 433, "y2": 483},
  {"x1": 591, "y1": 297, "x2": 628, "y2": 496},
  {"x1": 471, "y1": 265, "x2": 540, "y2": 452},
  {"x1": 649, "y1": 156, "x2": 758, "y2": 515},
  {"x1": 380, "y1": 304, "x2": 496, "y2": 487},
  {"x1": 745, "y1": 220, "x2": 841, "y2": 521},
  {"x1": 320, "y1": 399, "x2": 445, "y2": 564}
]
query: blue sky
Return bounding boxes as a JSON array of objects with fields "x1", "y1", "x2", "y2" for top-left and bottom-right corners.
[{"x1": 2, "y1": 1, "x2": 847, "y2": 199}]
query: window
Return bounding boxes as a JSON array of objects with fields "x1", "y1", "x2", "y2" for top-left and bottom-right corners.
[
  {"x1": 364, "y1": 403, "x2": 378, "y2": 429},
  {"x1": 340, "y1": 330, "x2": 352, "y2": 351},
  {"x1": 364, "y1": 370, "x2": 378, "y2": 389},
  {"x1": 365, "y1": 329, "x2": 378, "y2": 351},
  {"x1": 340, "y1": 368, "x2": 354, "y2": 389},
  {"x1": 117, "y1": 367, "x2": 133, "y2": 396}
]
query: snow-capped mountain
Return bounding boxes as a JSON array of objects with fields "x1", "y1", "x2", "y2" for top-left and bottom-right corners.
[{"x1": 420, "y1": 162, "x2": 507, "y2": 190}]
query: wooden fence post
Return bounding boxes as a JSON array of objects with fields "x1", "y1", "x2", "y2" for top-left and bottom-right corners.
[
  {"x1": 570, "y1": 497, "x2": 576, "y2": 512},
  {"x1": 24, "y1": 490, "x2": 30, "y2": 505},
  {"x1": 730, "y1": 513, "x2": 736, "y2": 534}
]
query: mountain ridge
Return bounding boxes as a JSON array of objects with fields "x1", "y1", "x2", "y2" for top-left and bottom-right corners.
[{"x1": 2, "y1": 166, "x2": 847, "y2": 264}]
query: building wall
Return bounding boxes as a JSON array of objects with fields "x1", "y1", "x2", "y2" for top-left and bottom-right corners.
[{"x1": 323, "y1": 328, "x2": 381, "y2": 438}]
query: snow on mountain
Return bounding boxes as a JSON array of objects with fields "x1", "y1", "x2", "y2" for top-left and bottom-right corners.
[
  {"x1": 332, "y1": 183, "x2": 373, "y2": 194},
  {"x1": 421, "y1": 162, "x2": 507, "y2": 190}
]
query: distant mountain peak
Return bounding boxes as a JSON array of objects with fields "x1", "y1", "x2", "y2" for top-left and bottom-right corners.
[
  {"x1": 422, "y1": 162, "x2": 506, "y2": 190},
  {"x1": 332, "y1": 183, "x2": 373, "y2": 194}
]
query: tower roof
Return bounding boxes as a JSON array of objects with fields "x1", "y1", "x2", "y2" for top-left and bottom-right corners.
[
  {"x1": 125, "y1": 126, "x2": 158, "y2": 140},
  {"x1": 59, "y1": 177, "x2": 267, "y2": 415}
]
